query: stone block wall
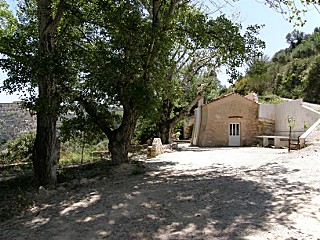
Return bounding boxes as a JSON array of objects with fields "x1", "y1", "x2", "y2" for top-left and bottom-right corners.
[
  {"x1": 258, "y1": 119, "x2": 276, "y2": 136},
  {"x1": 197, "y1": 94, "x2": 259, "y2": 147}
]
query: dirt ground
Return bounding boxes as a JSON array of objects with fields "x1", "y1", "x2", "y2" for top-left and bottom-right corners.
[{"x1": 1, "y1": 145, "x2": 320, "y2": 240}]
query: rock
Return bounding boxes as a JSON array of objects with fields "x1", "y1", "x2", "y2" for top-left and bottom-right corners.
[
  {"x1": 147, "y1": 138, "x2": 164, "y2": 158},
  {"x1": 38, "y1": 186, "x2": 47, "y2": 196},
  {"x1": 80, "y1": 178, "x2": 89, "y2": 185},
  {"x1": 57, "y1": 186, "x2": 66, "y2": 192}
]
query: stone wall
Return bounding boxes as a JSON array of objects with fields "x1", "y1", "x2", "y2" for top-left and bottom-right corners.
[
  {"x1": 257, "y1": 119, "x2": 275, "y2": 136},
  {"x1": 0, "y1": 102, "x2": 36, "y2": 141},
  {"x1": 197, "y1": 94, "x2": 259, "y2": 147}
]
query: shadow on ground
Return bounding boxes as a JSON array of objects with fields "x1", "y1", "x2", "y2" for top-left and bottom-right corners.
[{"x1": 0, "y1": 158, "x2": 316, "y2": 240}]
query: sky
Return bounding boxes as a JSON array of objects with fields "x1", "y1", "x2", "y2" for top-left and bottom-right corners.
[{"x1": 0, "y1": 0, "x2": 319, "y2": 102}]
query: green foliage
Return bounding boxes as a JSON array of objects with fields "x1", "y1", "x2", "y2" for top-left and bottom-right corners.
[
  {"x1": 59, "y1": 140, "x2": 105, "y2": 165},
  {"x1": 237, "y1": 27, "x2": 320, "y2": 103},
  {"x1": 265, "y1": 0, "x2": 320, "y2": 27},
  {"x1": 286, "y1": 29, "x2": 307, "y2": 49},
  {"x1": 59, "y1": 112, "x2": 107, "y2": 144},
  {"x1": 272, "y1": 49, "x2": 289, "y2": 64},
  {"x1": 258, "y1": 95, "x2": 284, "y2": 104},
  {"x1": 291, "y1": 41, "x2": 316, "y2": 58},
  {"x1": 133, "y1": 118, "x2": 157, "y2": 144},
  {"x1": 0, "y1": 131, "x2": 35, "y2": 164},
  {"x1": 301, "y1": 54, "x2": 320, "y2": 103},
  {"x1": 235, "y1": 55, "x2": 274, "y2": 95}
]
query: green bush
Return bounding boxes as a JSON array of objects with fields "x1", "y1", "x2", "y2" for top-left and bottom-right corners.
[
  {"x1": 133, "y1": 118, "x2": 157, "y2": 144},
  {"x1": 0, "y1": 131, "x2": 36, "y2": 164}
]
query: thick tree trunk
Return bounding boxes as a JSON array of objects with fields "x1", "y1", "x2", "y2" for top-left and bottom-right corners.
[
  {"x1": 108, "y1": 133, "x2": 131, "y2": 165},
  {"x1": 32, "y1": 0, "x2": 64, "y2": 186},
  {"x1": 32, "y1": 112, "x2": 59, "y2": 186},
  {"x1": 76, "y1": 97, "x2": 138, "y2": 165},
  {"x1": 108, "y1": 104, "x2": 137, "y2": 165}
]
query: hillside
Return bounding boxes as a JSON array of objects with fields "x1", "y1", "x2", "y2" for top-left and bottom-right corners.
[
  {"x1": 0, "y1": 102, "x2": 36, "y2": 142},
  {"x1": 235, "y1": 27, "x2": 320, "y2": 103}
]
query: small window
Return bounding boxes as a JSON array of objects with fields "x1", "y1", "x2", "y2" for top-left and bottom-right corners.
[{"x1": 229, "y1": 123, "x2": 240, "y2": 136}]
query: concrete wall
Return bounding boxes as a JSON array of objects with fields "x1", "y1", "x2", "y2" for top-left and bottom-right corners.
[
  {"x1": 197, "y1": 94, "x2": 259, "y2": 147},
  {"x1": 259, "y1": 104, "x2": 276, "y2": 120},
  {"x1": 274, "y1": 100, "x2": 320, "y2": 138},
  {"x1": 258, "y1": 100, "x2": 320, "y2": 138}
]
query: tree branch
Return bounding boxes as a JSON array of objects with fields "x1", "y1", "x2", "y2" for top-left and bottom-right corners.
[
  {"x1": 168, "y1": 91, "x2": 203, "y2": 128},
  {"x1": 43, "y1": 0, "x2": 66, "y2": 35},
  {"x1": 74, "y1": 96, "x2": 113, "y2": 139}
]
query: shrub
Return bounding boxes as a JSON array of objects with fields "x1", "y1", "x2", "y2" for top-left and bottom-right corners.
[{"x1": 0, "y1": 131, "x2": 36, "y2": 164}]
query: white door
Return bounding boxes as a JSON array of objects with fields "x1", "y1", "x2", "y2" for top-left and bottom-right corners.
[{"x1": 229, "y1": 123, "x2": 240, "y2": 146}]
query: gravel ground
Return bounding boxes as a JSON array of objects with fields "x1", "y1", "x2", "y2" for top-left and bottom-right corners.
[{"x1": 1, "y1": 145, "x2": 320, "y2": 240}]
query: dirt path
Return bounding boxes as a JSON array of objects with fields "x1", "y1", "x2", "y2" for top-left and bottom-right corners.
[{"x1": 1, "y1": 146, "x2": 320, "y2": 240}]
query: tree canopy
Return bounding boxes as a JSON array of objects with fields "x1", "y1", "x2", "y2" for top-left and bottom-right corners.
[{"x1": 235, "y1": 27, "x2": 320, "y2": 103}]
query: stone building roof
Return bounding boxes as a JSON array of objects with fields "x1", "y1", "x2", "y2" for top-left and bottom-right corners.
[{"x1": 205, "y1": 92, "x2": 258, "y2": 106}]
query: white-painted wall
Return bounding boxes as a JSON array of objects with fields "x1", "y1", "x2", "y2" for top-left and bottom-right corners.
[
  {"x1": 259, "y1": 104, "x2": 276, "y2": 120},
  {"x1": 274, "y1": 100, "x2": 320, "y2": 137},
  {"x1": 192, "y1": 107, "x2": 201, "y2": 145},
  {"x1": 258, "y1": 99, "x2": 320, "y2": 138}
]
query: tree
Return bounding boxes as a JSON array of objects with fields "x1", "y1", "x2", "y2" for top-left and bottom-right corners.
[
  {"x1": 236, "y1": 55, "x2": 279, "y2": 95},
  {"x1": 61, "y1": 0, "x2": 185, "y2": 165},
  {"x1": 154, "y1": 12, "x2": 265, "y2": 143},
  {"x1": 1, "y1": 0, "x2": 319, "y2": 182},
  {"x1": 302, "y1": 54, "x2": 320, "y2": 103},
  {"x1": 264, "y1": 0, "x2": 320, "y2": 26},
  {"x1": 286, "y1": 29, "x2": 307, "y2": 49},
  {"x1": 0, "y1": 0, "x2": 70, "y2": 186}
]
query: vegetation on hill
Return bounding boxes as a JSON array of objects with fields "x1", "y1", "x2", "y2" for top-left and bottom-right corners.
[{"x1": 235, "y1": 28, "x2": 320, "y2": 103}]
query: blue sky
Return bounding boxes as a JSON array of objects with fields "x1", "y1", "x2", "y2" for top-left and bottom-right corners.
[{"x1": 0, "y1": 0, "x2": 319, "y2": 102}]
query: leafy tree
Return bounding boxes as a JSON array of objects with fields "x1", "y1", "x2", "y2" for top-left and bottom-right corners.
[
  {"x1": 0, "y1": 131, "x2": 36, "y2": 164},
  {"x1": 286, "y1": 29, "x2": 307, "y2": 49},
  {"x1": 272, "y1": 49, "x2": 290, "y2": 64},
  {"x1": 0, "y1": 0, "x2": 78, "y2": 186},
  {"x1": 235, "y1": 55, "x2": 274, "y2": 95},
  {"x1": 302, "y1": 54, "x2": 320, "y2": 103},
  {"x1": 239, "y1": 24, "x2": 320, "y2": 101},
  {"x1": 309, "y1": 31, "x2": 320, "y2": 52},
  {"x1": 0, "y1": 0, "x2": 319, "y2": 185},
  {"x1": 60, "y1": 0, "x2": 187, "y2": 164},
  {"x1": 153, "y1": 10, "x2": 265, "y2": 143},
  {"x1": 291, "y1": 40, "x2": 316, "y2": 58},
  {"x1": 264, "y1": 0, "x2": 320, "y2": 26}
]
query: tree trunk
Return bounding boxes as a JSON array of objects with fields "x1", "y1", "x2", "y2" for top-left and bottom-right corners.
[
  {"x1": 157, "y1": 121, "x2": 172, "y2": 144},
  {"x1": 32, "y1": 112, "x2": 59, "y2": 186},
  {"x1": 75, "y1": 97, "x2": 138, "y2": 165},
  {"x1": 108, "y1": 133, "x2": 131, "y2": 165},
  {"x1": 156, "y1": 94, "x2": 203, "y2": 144},
  {"x1": 32, "y1": 0, "x2": 64, "y2": 186},
  {"x1": 108, "y1": 103, "x2": 137, "y2": 165}
]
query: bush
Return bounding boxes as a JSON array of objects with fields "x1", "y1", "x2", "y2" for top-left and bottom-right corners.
[
  {"x1": 0, "y1": 131, "x2": 36, "y2": 164},
  {"x1": 133, "y1": 118, "x2": 157, "y2": 144}
]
